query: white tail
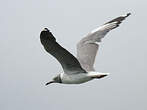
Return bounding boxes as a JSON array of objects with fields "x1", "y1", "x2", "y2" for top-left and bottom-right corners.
[{"x1": 87, "y1": 72, "x2": 110, "y2": 79}]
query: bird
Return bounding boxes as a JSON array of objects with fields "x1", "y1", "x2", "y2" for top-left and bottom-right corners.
[{"x1": 40, "y1": 13, "x2": 131, "y2": 85}]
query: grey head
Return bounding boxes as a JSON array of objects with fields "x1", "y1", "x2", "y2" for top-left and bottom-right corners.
[{"x1": 45, "y1": 74, "x2": 62, "y2": 85}]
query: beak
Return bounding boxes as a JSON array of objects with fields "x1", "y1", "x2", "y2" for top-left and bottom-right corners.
[{"x1": 45, "y1": 80, "x2": 55, "y2": 86}]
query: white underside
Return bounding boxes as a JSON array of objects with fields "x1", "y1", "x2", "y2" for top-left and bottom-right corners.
[{"x1": 61, "y1": 71, "x2": 109, "y2": 84}]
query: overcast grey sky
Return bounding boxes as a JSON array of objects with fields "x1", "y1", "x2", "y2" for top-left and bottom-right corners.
[{"x1": 0, "y1": 0, "x2": 147, "y2": 110}]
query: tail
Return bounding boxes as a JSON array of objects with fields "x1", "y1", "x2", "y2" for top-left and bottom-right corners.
[
  {"x1": 88, "y1": 72, "x2": 110, "y2": 79},
  {"x1": 94, "y1": 73, "x2": 110, "y2": 79}
]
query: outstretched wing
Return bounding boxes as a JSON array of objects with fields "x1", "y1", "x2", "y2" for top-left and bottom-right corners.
[
  {"x1": 40, "y1": 28, "x2": 86, "y2": 74},
  {"x1": 77, "y1": 13, "x2": 131, "y2": 71}
]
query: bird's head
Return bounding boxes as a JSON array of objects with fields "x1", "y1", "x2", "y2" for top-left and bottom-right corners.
[{"x1": 45, "y1": 74, "x2": 62, "y2": 85}]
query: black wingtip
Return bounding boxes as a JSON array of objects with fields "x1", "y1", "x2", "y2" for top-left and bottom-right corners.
[
  {"x1": 126, "y1": 13, "x2": 131, "y2": 17},
  {"x1": 42, "y1": 28, "x2": 50, "y2": 32},
  {"x1": 104, "y1": 13, "x2": 131, "y2": 25},
  {"x1": 45, "y1": 83, "x2": 49, "y2": 86}
]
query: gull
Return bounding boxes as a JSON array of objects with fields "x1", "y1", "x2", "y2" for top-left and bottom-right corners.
[{"x1": 40, "y1": 13, "x2": 131, "y2": 85}]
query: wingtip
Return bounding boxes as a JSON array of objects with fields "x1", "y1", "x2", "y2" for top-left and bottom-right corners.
[
  {"x1": 126, "y1": 13, "x2": 131, "y2": 17},
  {"x1": 45, "y1": 83, "x2": 49, "y2": 86},
  {"x1": 122, "y1": 13, "x2": 131, "y2": 18},
  {"x1": 42, "y1": 28, "x2": 50, "y2": 32}
]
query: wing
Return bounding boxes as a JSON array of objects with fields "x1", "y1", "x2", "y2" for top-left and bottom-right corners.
[
  {"x1": 40, "y1": 28, "x2": 86, "y2": 74},
  {"x1": 77, "y1": 13, "x2": 131, "y2": 71}
]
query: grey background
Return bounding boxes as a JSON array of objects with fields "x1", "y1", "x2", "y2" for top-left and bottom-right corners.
[{"x1": 0, "y1": 0, "x2": 147, "y2": 110}]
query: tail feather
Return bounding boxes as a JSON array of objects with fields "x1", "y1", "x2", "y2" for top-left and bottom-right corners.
[{"x1": 88, "y1": 72, "x2": 110, "y2": 79}]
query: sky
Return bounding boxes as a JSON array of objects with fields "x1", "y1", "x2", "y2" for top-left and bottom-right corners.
[{"x1": 0, "y1": 0, "x2": 147, "y2": 110}]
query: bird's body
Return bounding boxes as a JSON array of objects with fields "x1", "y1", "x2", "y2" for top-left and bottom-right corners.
[
  {"x1": 60, "y1": 72, "x2": 92, "y2": 84},
  {"x1": 60, "y1": 72, "x2": 109, "y2": 84},
  {"x1": 40, "y1": 13, "x2": 130, "y2": 85}
]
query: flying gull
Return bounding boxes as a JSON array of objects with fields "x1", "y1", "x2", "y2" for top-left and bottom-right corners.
[{"x1": 40, "y1": 13, "x2": 131, "y2": 85}]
